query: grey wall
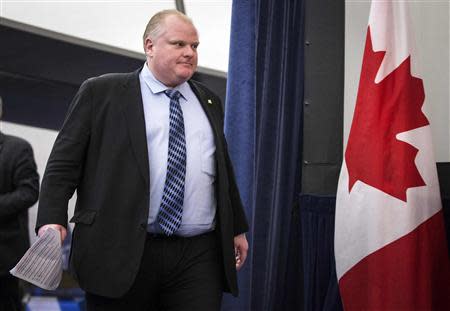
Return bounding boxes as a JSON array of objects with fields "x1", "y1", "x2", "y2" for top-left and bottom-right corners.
[{"x1": 302, "y1": 0, "x2": 345, "y2": 195}]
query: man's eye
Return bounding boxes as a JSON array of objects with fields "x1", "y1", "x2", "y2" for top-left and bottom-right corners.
[{"x1": 192, "y1": 44, "x2": 199, "y2": 50}]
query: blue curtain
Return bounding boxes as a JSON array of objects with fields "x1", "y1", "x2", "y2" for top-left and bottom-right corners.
[
  {"x1": 224, "y1": 0, "x2": 305, "y2": 310},
  {"x1": 294, "y1": 195, "x2": 343, "y2": 311},
  {"x1": 222, "y1": 1, "x2": 255, "y2": 309}
]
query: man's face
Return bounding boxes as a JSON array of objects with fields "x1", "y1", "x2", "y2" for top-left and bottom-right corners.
[{"x1": 145, "y1": 15, "x2": 199, "y2": 87}]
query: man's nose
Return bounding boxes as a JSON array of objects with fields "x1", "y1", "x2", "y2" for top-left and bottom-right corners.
[{"x1": 183, "y1": 46, "x2": 196, "y2": 57}]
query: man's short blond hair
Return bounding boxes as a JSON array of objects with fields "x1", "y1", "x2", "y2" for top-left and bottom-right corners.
[{"x1": 142, "y1": 9, "x2": 193, "y2": 49}]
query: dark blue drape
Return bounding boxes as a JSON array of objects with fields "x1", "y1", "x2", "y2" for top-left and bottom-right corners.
[
  {"x1": 222, "y1": 1, "x2": 255, "y2": 309},
  {"x1": 287, "y1": 195, "x2": 343, "y2": 311},
  {"x1": 224, "y1": 0, "x2": 305, "y2": 310}
]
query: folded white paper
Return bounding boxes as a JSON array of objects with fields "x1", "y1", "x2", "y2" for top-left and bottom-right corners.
[{"x1": 10, "y1": 228, "x2": 62, "y2": 290}]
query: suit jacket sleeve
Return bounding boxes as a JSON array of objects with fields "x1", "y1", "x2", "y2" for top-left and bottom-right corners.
[
  {"x1": 212, "y1": 92, "x2": 249, "y2": 236},
  {"x1": 0, "y1": 141, "x2": 39, "y2": 219},
  {"x1": 36, "y1": 79, "x2": 93, "y2": 231},
  {"x1": 223, "y1": 124, "x2": 249, "y2": 236}
]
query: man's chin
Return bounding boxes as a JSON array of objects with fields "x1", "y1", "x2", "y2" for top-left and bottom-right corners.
[{"x1": 177, "y1": 71, "x2": 195, "y2": 82}]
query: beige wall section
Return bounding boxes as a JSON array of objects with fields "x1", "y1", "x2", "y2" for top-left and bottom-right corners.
[
  {"x1": 345, "y1": 0, "x2": 450, "y2": 161},
  {"x1": 412, "y1": 1, "x2": 450, "y2": 162},
  {"x1": 1, "y1": 0, "x2": 232, "y2": 72},
  {"x1": 185, "y1": 1, "x2": 232, "y2": 74}
]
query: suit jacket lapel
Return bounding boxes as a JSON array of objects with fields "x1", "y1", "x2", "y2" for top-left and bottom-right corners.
[
  {"x1": 188, "y1": 81, "x2": 222, "y2": 143},
  {"x1": 120, "y1": 69, "x2": 150, "y2": 188},
  {"x1": 119, "y1": 77, "x2": 221, "y2": 189}
]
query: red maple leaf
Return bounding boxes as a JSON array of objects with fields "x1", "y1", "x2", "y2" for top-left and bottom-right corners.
[{"x1": 345, "y1": 27, "x2": 429, "y2": 202}]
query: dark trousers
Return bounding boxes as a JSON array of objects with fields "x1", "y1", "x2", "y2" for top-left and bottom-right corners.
[
  {"x1": 85, "y1": 231, "x2": 224, "y2": 311},
  {"x1": 0, "y1": 274, "x2": 21, "y2": 311}
]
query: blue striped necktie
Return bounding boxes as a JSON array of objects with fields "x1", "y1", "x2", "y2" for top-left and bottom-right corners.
[{"x1": 157, "y1": 89, "x2": 186, "y2": 235}]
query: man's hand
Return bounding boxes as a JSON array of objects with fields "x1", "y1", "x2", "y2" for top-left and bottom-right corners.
[
  {"x1": 234, "y1": 233, "x2": 248, "y2": 271},
  {"x1": 38, "y1": 224, "x2": 67, "y2": 244}
]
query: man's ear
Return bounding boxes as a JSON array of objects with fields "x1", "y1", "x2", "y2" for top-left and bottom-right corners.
[{"x1": 144, "y1": 37, "x2": 154, "y2": 57}]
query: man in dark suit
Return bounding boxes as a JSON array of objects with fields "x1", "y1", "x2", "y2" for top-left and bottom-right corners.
[
  {"x1": 36, "y1": 9, "x2": 248, "y2": 310},
  {"x1": 0, "y1": 97, "x2": 40, "y2": 311}
]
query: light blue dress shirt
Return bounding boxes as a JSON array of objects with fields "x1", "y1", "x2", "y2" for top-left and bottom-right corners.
[{"x1": 139, "y1": 64, "x2": 217, "y2": 236}]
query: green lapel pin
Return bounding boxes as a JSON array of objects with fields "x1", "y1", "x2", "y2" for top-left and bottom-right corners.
[{"x1": 207, "y1": 99, "x2": 213, "y2": 105}]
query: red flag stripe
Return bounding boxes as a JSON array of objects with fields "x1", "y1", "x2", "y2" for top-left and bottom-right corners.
[{"x1": 339, "y1": 210, "x2": 450, "y2": 310}]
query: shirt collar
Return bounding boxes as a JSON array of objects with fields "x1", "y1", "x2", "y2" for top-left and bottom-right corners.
[{"x1": 141, "y1": 63, "x2": 188, "y2": 100}]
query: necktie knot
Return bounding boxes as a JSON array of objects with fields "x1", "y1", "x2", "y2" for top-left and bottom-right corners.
[{"x1": 164, "y1": 89, "x2": 182, "y2": 101}]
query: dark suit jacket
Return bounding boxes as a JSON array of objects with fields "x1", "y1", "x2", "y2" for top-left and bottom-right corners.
[
  {"x1": 36, "y1": 69, "x2": 248, "y2": 298},
  {"x1": 0, "y1": 132, "x2": 39, "y2": 276}
]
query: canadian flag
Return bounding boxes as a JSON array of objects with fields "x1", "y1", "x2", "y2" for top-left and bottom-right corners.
[{"x1": 335, "y1": 1, "x2": 450, "y2": 310}]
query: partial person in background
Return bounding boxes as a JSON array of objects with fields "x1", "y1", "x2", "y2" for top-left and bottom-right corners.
[
  {"x1": 36, "y1": 9, "x2": 248, "y2": 311},
  {"x1": 0, "y1": 96, "x2": 40, "y2": 311}
]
